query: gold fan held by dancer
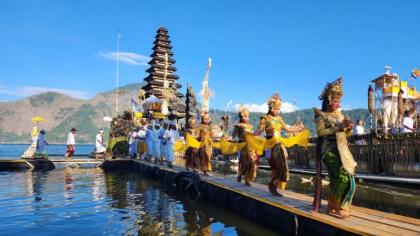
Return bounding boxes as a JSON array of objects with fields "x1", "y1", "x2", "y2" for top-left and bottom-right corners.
[
  {"x1": 231, "y1": 107, "x2": 257, "y2": 186},
  {"x1": 315, "y1": 78, "x2": 357, "y2": 219},
  {"x1": 256, "y1": 93, "x2": 304, "y2": 196}
]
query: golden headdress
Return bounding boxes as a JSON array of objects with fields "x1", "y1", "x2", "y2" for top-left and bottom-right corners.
[
  {"x1": 319, "y1": 77, "x2": 343, "y2": 102},
  {"x1": 267, "y1": 93, "x2": 282, "y2": 109},
  {"x1": 188, "y1": 116, "x2": 197, "y2": 126},
  {"x1": 201, "y1": 111, "x2": 210, "y2": 120},
  {"x1": 238, "y1": 105, "x2": 250, "y2": 118}
]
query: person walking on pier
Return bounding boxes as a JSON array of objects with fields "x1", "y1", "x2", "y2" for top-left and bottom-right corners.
[
  {"x1": 231, "y1": 107, "x2": 257, "y2": 186},
  {"x1": 137, "y1": 119, "x2": 148, "y2": 159},
  {"x1": 151, "y1": 122, "x2": 161, "y2": 163},
  {"x1": 184, "y1": 117, "x2": 200, "y2": 171},
  {"x1": 65, "y1": 128, "x2": 77, "y2": 159},
  {"x1": 128, "y1": 127, "x2": 139, "y2": 159},
  {"x1": 163, "y1": 121, "x2": 179, "y2": 168},
  {"x1": 198, "y1": 112, "x2": 214, "y2": 176},
  {"x1": 95, "y1": 129, "x2": 106, "y2": 155},
  {"x1": 146, "y1": 123, "x2": 154, "y2": 161},
  {"x1": 256, "y1": 93, "x2": 304, "y2": 196},
  {"x1": 314, "y1": 78, "x2": 356, "y2": 219},
  {"x1": 158, "y1": 121, "x2": 169, "y2": 165},
  {"x1": 35, "y1": 129, "x2": 48, "y2": 159}
]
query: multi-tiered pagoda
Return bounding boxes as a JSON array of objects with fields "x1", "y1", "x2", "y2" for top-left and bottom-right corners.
[{"x1": 141, "y1": 27, "x2": 185, "y2": 119}]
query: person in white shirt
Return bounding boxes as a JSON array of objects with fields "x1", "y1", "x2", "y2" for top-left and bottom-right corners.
[
  {"x1": 152, "y1": 123, "x2": 161, "y2": 163},
  {"x1": 65, "y1": 128, "x2": 77, "y2": 159},
  {"x1": 35, "y1": 129, "x2": 48, "y2": 158},
  {"x1": 95, "y1": 129, "x2": 106, "y2": 154},
  {"x1": 158, "y1": 121, "x2": 168, "y2": 165},
  {"x1": 145, "y1": 123, "x2": 154, "y2": 161},
  {"x1": 128, "y1": 128, "x2": 139, "y2": 159},
  {"x1": 402, "y1": 110, "x2": 415, "y2": 133},
  {"x1": 137, "y1": 119, "x2": 148, "y2": 159},
  {"x1": 354, "y1": 120, "x2": 366, "y2": 145},
  {"x1": 163, "y1": 122, "x2": 179, "y2": 168}
]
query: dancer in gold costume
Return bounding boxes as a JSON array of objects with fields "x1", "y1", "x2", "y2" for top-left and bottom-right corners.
[
  {"x1": 198, "y1": 112, "x2": 213, "y2": 175},
  {"x1": 315, "y1": 78, "x2": 356, "y2": 218},
  {"x1": 231, "y1": 107, "x2": 257, "y2": 186},
  {"x1": 257, "y1": 93, "x2": 304, "y2": 196},
  {"x1": 185, "y1": 117, "x2": 200, "y2": 172}
]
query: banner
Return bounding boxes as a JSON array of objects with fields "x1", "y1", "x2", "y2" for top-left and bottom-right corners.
[{"x1": 131, "y1": 98, "x2": 143, "y2": 112}]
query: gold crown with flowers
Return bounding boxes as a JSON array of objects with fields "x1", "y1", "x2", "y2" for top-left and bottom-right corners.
[
  {"x1": 238, "y1": 106, "x2": 250, "y2": 118},
  {"x1": 201, "y1": 111, "x2": 210, "y2": 120},
  {"x1": 267, "y1": 93, "x2": 282, "y2": 109},
  {"x1": 319, "y1": 77, "x2": 344, "y2": 102}
]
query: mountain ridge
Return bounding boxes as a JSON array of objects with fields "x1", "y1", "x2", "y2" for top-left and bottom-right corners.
[{"x1": 0, "y1": 83, "x2": 370, "y2": 143}]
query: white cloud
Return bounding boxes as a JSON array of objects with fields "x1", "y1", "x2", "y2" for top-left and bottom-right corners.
[
  {"x1": 281, "y1": 102, "x2": 298, "y2": 113},
  {"x1": 98, "y1": 51, "x2": 150, "y2": 66},
  {"x1": 0, "y1": 85, "x2": 90, "y2": 99},
  {"x1": 234, "y1": 101, "x2": 297, "y2": 113}
]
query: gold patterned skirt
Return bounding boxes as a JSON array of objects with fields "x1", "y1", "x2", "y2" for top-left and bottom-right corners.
[
  {"x1": 238, "y1": 146, "x2": 257, "y2": 182},
  {"x1": 185, "y1": 147, "x2": 200, "y2": 169},
  {"x1": 268, "y1": 143, "x2": 289, "y2": 185},
  {"x1": 199, "y1": 140, "x2": 212, "y2": 172}
]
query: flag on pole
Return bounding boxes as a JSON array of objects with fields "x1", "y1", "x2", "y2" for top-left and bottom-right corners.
[
  {"x1": 411, "y1": 69, "x2": 420, "y2": 79},
  {"x1": 131, "y1": 98, "x2": 143, "y2": 112}
]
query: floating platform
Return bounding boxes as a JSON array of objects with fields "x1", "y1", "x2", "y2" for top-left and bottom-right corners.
[
  {"x1": 0, "y1": 159, "x2": 55, "y2": 170},
  {"x1": 0, "y1": 159, "x2": 104, "y2": 170},
  {"x1": 101, "y1": 159, "x2": 420, "y2": 236}
]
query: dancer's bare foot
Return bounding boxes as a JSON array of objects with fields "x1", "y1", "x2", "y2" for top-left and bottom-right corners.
[
  {"x1": 237, "y1": 175, "x2": 241, "y2": 183},
  {"x1": 268, "y1": 183, "x2": 282, "y2": 196},
  {"x1": 337, "y1": 209, "x2": 351, "y2": 219}
]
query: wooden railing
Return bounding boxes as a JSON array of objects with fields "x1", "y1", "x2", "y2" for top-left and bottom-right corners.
[{"x1": 286, "y1": 133, "x2": 420, "y2": 178}]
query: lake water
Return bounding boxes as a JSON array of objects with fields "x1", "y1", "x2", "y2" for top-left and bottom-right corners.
[
  {"x1": 0, "y1": 145, "x2": 279, "y2": 236},
  {"x1": 0, "y1": 169, "x2": 281, "y2": 236}
]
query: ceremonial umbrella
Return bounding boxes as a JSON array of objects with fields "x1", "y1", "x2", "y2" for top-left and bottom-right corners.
[
  {"x1": 142, "y1": 95, "x2": 162, "y2": 104},
  {"x1": 31, "y1": 116, "x2": 45, "y2": 125}
]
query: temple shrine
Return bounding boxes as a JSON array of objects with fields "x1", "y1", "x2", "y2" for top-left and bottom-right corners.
[{"x1": 141, "y1": 27, "x2": 185, "y2": 119}]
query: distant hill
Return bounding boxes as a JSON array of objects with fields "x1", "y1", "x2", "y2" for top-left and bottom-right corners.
[
  {"x1": 0, "y1": 83, "x2": 370, "y2": 143},
  {"x1": 0, "y1": 83, "x2": 143, "y2": 143}
]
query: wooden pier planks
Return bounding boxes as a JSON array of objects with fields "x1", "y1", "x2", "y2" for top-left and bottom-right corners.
[{"x1": 132, "y1": 159, "x2": 420, "y2": 236}]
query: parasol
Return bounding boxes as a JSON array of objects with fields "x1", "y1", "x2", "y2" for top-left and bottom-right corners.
[
  {"x1": 31, "y1": 116, "x2": 45, "y2": 125},
  {"x1": 142, "y1": 95, "x2": 162, "y2": 104}
]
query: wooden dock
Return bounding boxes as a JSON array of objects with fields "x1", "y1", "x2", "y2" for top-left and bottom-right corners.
[
  {"x1": 259, "y1": 165, "x2": 420, "y2": 186},
  {"x1": 106, "y1": 159, "x2": 420, "y2": 236}
]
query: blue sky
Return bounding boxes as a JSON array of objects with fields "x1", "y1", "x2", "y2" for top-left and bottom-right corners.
[{"x1": 0, "y1": 0, "x2": 419, "y2": 112}]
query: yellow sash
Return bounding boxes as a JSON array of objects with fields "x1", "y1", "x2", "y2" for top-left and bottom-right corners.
[
  {"x1": 175, "y1": 129, "x2": 310, "y2": 155},
  {"x1": 246, "y1": 129, "x2": 310, "y2": 155}
]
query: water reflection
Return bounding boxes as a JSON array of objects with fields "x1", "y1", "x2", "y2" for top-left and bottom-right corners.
[
  {"x1": 0, "y1": 168, "x2": 281, "y2": 235},
  {"x1": 63, "y1": 168, "x2": 73, "y2": 202}
]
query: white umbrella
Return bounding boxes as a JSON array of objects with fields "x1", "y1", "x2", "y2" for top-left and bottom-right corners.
[
  {"x1": 103, "y1": 116, "x2": 113, "y2": 122},
  {"x1": 142, "y1": 95, "x2": 162, "y2": 104}
]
